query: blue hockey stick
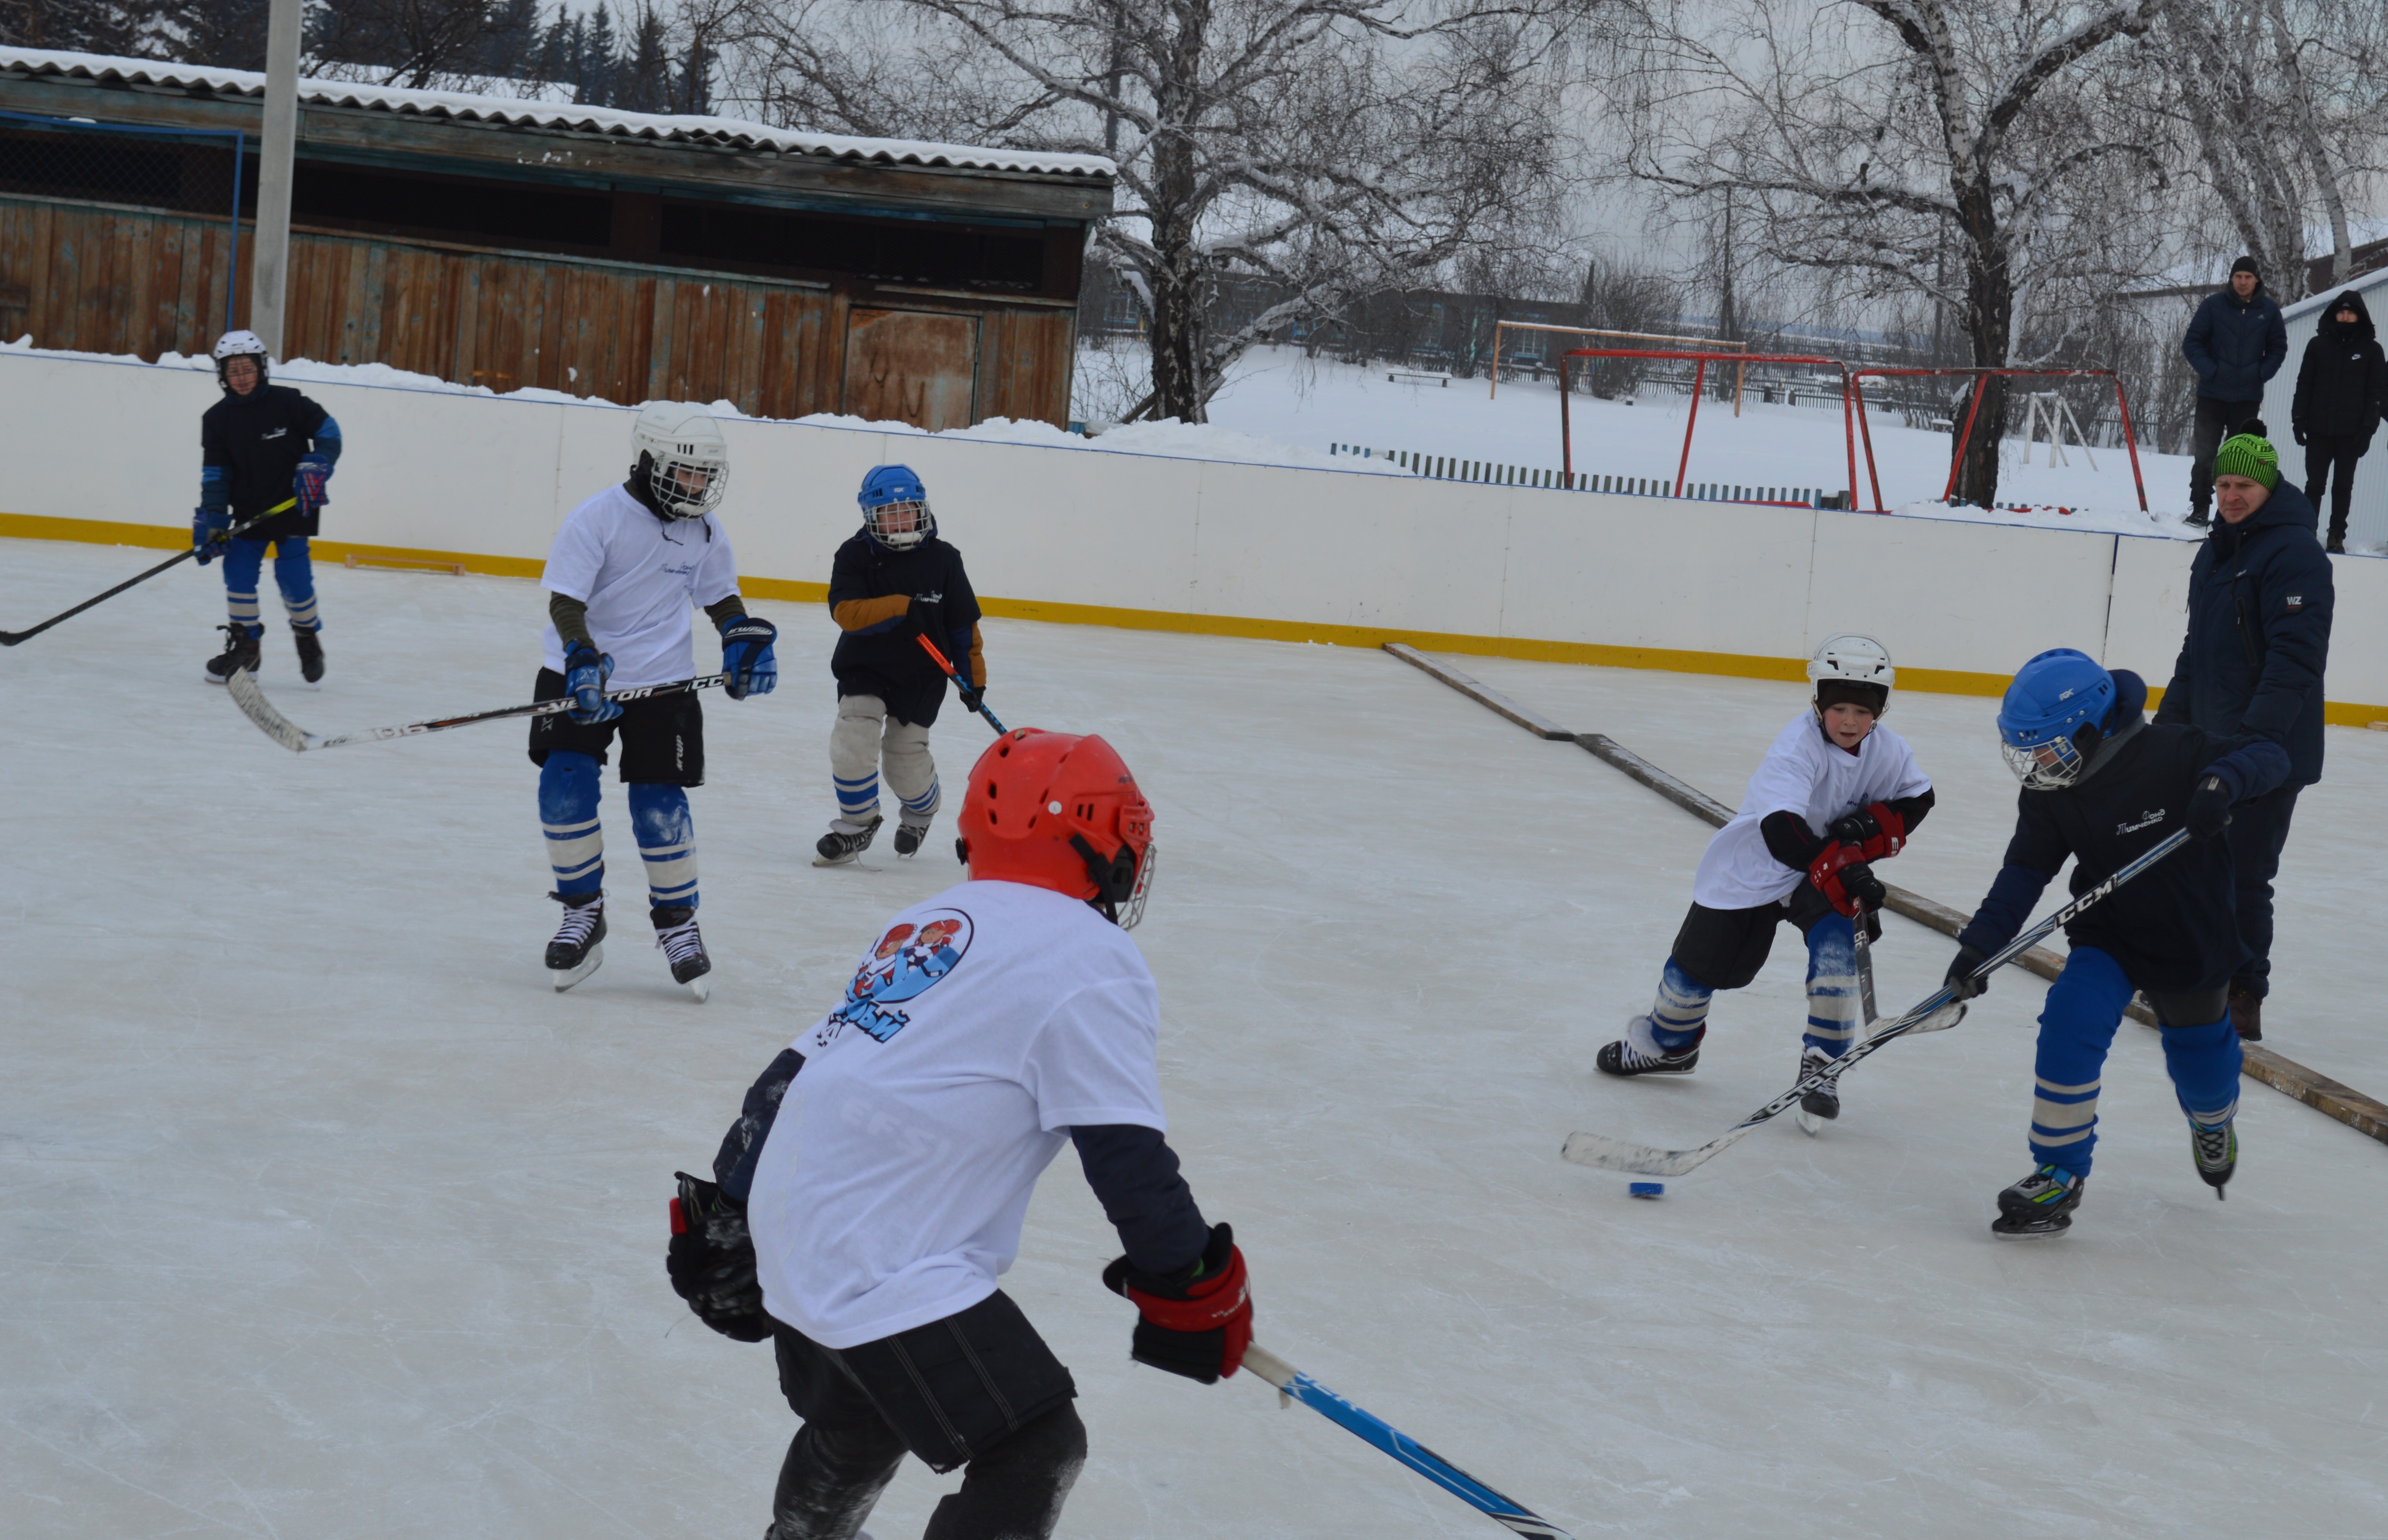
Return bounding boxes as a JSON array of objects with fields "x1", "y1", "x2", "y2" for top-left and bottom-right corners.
[{"x1": 1241, "y1": 1343, "x2": 1576, "y2": 1539}]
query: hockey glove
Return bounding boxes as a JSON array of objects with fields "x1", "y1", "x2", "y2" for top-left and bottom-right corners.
[
  {"x1": 1102, "y1": 1222, "x2": 1251, "y2": 1385},
  {"x1": 1806, "y1": 843, "x2": 1883, "y2": 919},
  {"x1": 294, "y1": 453, "x2": 334, "y2": 516},
  {"x1": 563, "y1": 641, "x2": 623, "y2": 724},
  {"x1": 1945, "y1": 943, "x2": 1992, "y2": 1001},
  {"x1": 902, "y1": 594, "x2": 941, "y2": 637},
  {"x1": 191, "y1": 506, "x2": 232, "y2": 564},
  {"x1": 717, "y1": 615, "x2": 778, "y2": 700},
  {"x1": 667, "y1": 1171, "x2": 773, "y2": 1343},
  {"x1": 2184, "y1": 776, "x2": 2233, "y2": 840},
  {"x1": 1825, "y1": 803, "x2": 1907, "y2": 862}
]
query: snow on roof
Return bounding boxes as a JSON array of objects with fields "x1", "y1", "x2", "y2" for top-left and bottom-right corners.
[{"x1": 0, "y1": 46, "x2": 1115, "y2": 181}]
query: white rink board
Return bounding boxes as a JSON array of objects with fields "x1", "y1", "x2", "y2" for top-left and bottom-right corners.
[{"x1": 10, "y1": 346, "x2": 2387, "y2": 708}]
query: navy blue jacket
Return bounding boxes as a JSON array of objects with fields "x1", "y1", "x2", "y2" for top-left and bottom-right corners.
[
  {"x1": 826, "y1": 532, "x2": 983, "y2": 727},
  {"x1": 200, "y1": 384, "x2": 341, "y2": 541},
  {"x1": 1960, "y1": 674, "x2": 2290, "y2": 994},
  {"x1": 2153, "y1": 480, "x2": 2334, "y2": 784},
  {"x1": 2183, "y1": 285, "x2": 2288, "y2": 403}
]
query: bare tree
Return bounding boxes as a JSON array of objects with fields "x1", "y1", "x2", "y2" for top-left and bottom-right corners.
[{"x1": 1600, "y1": 0, "x2": 2167, "y2": 507}]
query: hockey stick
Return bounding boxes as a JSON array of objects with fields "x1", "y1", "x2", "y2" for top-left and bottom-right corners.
[
  {"x1": 2, "y1": 500, "x2": 292, "y2": 646},
  {"x1": 226, "y1": 667, "x2": 730, "y2": 753},
  {"x1": 1240, "y1": 1343, "x2": 1576, "y2": 1540},
  {"x1": 915, "y1": 632, "x2": 1007, "y2": 733},
  {"x1": 1564, "y1": 828, "x2": 2194, "y2": 1179},
  {"x1": 1853, "y1": 916, "x2": 1879, "y2": 1026}
]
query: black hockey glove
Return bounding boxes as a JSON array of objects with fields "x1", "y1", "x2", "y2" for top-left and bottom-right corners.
[
  {"x1": 2184, "y1": 776, "x2": 2232, "y2": 840},
  {"x1": 903, "y1": 594, "x2": 940, "y2": 636},
  {"x1": 1102, "y1": 1222, "x2": 1252, "y2": 1384},
  {"x1": 1944, "y1": 943, "x2": 1992, "y2": 1001},
  {"x1": 1838, "y1": 860, "x2": 1887, "y2": 915},
  {"x1": 667, "y1": 1171, "x2": 772, "y2": 1343}
]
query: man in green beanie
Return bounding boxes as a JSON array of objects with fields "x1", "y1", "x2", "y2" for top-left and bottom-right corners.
[{"x1": 2154, "y1": 420, "x2": 2334, "y2": 1041}]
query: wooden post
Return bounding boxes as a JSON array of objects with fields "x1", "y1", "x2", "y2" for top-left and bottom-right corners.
[{"x1": 248, "y1": 0, "x2": 303, "y2": 354}]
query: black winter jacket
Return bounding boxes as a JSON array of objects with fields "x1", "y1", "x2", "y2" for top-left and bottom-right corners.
[
  {"x1": 2183, "y1": 284, "x2": 2288, "y2": 403},
  {"x1": 200, "y1": 384, "x2": 339, "y2": 541},
  {"x1": 826, "y1": 531, "x2": 984, "y2": 727},
  {"x1": 1960, "y1": 673, "x2": 2290, "y2": 994},
  {"x1": 2153, "y1": 479, "x2": 2334, "y2": 784},
  {"x1": 2290, "y1": 290, "x2": 2388, "y2": 448}
]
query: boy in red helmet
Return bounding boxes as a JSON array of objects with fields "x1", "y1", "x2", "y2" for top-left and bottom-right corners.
[{"x1": 665, "y1": 729, "x2": 1248, "y2": 1540}]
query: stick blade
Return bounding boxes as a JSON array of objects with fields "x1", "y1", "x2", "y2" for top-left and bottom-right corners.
[
  {"x1": 1560, "y1": 1131, "x2": 1723, "y2": 1178},
  {"x1": 225, "y1": 668, "x2": 319, "y2": 752}
]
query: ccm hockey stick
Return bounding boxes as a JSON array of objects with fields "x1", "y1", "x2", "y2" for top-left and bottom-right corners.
[
  {"x1": 1241, "y1": 1343, "x2": 1575, "y2": 1539},
  {"x1": 1564, "y1": 829, "x2": 2194, "y2": 1179},
  {"x1": 226, "y1": 667, "x2": 730, "y2": 752},
  {"x1": 2, "y1": 500, "x2": 291, "y2": 645},
  {"x1": 915, "y1": 632, "x2": 1006, "y2": 733}
]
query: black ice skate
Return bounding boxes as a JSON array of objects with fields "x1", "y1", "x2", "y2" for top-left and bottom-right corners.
[
  {"x1": 1795, "y1": 1046, "x2": 1841, "y2": 1134},
  {"x1": 293, "y1": 625, "x2": 325, "y2": 684},
  {"x1": 1991, "y1": 1164, "x2": 2086, "y2": 1237},
  {"x1": 813, "y1": 815, "x2": 883, "y2": 868},
  {"x1": 2189, "y1": 1116, "x2": 2237, "y2": 1198},
  {"x1": 1595, "y1": 1018, "x2": 1701, "y2": 1077},
  {"x1": 894, "y1": 817, "x2": 933, "y2": 856},
  {"x1": 546, "y1": 891, "x2": 605, "y2": 991},
  {"x1": 203, "y1": 622, "x2": 262, "y2": 684},
  {"x1": 652, "y1": 904, "x2": 711, "y2": 1002}
]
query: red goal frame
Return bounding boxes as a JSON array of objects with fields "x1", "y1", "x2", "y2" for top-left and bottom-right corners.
[
  {"x1": 1559, "y1": 349, "x2": 1858, "y2": 501},
  {"x1": 1849, "y1": 367, "x2": 2150, "y2": 514}
]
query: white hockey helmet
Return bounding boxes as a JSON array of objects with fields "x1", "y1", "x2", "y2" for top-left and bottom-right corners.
[
  {"x1": 1808, "y1": 633, "x2": 1894, "y2": 715},
  {"x1": 630, "y1": 401, "x2": 729, "y2": 519},
  {"x1": 212, "y1": 328, "x2": 270, "y2": 387}
]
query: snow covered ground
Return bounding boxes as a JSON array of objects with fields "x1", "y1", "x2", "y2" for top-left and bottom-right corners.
[{"x1": 6, "y1": 537, "x2": 2388, "y2": 1540}]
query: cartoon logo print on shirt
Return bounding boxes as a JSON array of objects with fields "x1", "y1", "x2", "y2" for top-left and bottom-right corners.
[{"x1": 821, "y1": 908, "x2": 973, "y2": 1044}]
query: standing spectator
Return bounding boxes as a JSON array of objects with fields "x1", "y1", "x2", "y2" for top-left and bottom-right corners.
[
  {"x1": 2289, "y1": 289, "x2": 2388, "y2": 554},
  {"x1": 2154, "y1": 422, "x2": 2333, "y2": 1042},
  {"x1": 2181, "y1": 257, "x2": 2288, "y2": 528}
]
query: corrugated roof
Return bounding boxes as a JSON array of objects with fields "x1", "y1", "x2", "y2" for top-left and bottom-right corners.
[{"x1": 0, "y1": 46, "x2": 1115, "y2": 180}]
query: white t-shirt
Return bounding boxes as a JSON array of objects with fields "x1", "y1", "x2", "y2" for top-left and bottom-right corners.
[
  {"x1": 1691, "y1": 711, "x2": 1932, "y2": 910},
  {"x1": 539, "y1": 484, "x2": 740, "y2": 689},
  {"x1": 746, "y1": 880, "x2": 1168, "y2": 1350}
]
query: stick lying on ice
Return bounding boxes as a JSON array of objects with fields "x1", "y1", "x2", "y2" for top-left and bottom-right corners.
[
  {"x1": 1563, "y1": 829, "x2": 2193, "y2": 1179},
  {"x1": 226, "y1": 667, "x2": 729, "y2": 753}
]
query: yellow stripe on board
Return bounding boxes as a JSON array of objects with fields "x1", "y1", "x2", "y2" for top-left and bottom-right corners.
[{"x1": 8, "y1": 512, "x2": 2384, "y2": 724}]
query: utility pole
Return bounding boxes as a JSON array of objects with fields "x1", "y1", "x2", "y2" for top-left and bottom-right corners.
[{"x1": 248, "y1": 0, "x2": 303, "y2": 354}]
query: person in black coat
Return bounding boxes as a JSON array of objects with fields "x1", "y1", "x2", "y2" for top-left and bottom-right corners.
[
  {"x1": 2289, "y1": 288, "x2": 2388, "y2": 553},
  {"x1": 814, "y1": 463, "x2": 986, "y2": 867},
  {"x1": 2153, "y1": 421, "x2": 2333, "y2": 1041},
  {"x1": 2181, "y1": 257, "x2": 2288, "y2": 527}
]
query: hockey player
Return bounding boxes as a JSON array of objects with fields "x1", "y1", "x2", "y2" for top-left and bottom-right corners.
[
  {"x1": 665, "y1": 727, "x2": 1247, "y2": 1540},
  {"x1": 816, "y1": 464, "x2": 986, "y2": 867},
  {"x1": 530, "y1": 402, "x2": 778, "y2": 1000},
  {"x1": 193, "y1": 330, "x2": 342, "y2": 684},
  {"x1": 1948, "y1": 649, "x2": 2288, "y2": 1237},
  {"x1": 1597, "y1": 635, "x2": 1935, "y2": 1126}
]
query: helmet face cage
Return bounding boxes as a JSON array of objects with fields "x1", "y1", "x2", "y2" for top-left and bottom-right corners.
[
  {"x1": 867, "y1": 498, "x2": 934, "y2": 550},
  {"x1": 640, "y1": 446, "x2": 728, "y2": 519},
  {"x1": 2000, "y1": 732, "x2": 2089, "y2": 791},
  {"x1": 1116, "y1": 843, "x2": 1156, "y2": 930}
]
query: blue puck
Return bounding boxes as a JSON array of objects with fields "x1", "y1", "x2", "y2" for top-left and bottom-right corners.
[{"x1": 1628, "y1": 1181, "x2": 1665, "y2": 1199}]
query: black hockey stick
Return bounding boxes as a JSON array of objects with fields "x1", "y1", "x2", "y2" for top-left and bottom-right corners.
[
  {"x1": 1, "y1": 499, "x2": 292, "y2": 646},
  {"x1": 226, "y1": 666, "x2": 729, "y2": 753},
  {"x1": 916, "y1": 632, "x2": 1007, "y2": 733},
  {"x1": 1564, "y1": 828, "x2": 2194, "y2": 1178}
]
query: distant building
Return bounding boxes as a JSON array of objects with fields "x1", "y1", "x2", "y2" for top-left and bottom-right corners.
[{"x1": 0, "y1": 48, "x2": 1112, "y2": 429}]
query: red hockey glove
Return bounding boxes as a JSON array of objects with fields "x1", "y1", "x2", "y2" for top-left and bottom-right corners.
[
  {"x1": 1807, "y1": 843, "x2": 1885, "y2": 919},
  {"x1": 1101, "y1": 1222, "x2": 1251, "y2": 1384},
  {"x1": 1826, "y1": 803, "x2": 1907, "y2": 862}
]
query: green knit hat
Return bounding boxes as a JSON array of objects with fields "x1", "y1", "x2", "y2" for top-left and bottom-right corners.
[{"x1": 2213, "y1": 422, "x2": 2280, "y2": 489}]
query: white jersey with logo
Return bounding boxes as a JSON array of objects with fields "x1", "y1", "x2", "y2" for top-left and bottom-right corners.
[
  {"x1": 539, "y1": 483, "x2": 740, "y2": 688},
  {"x1": 746, "y1": 879, "x2": 1167, "y2": 1350},
  {"x1": 1691, "y1": 710, "x2": 1932, "y2": 910}
]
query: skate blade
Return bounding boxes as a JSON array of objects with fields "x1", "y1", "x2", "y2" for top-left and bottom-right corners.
[
  {"x1": 1797, "y1": 1107, "x2": 1823, "y2": 1136},
  {"x1": 685, "y1": 974, "x2": 711, "y2": 1003},
  {"x1": 550, "y1": 946, "x2": 603, "y2": 992},
  {"x1": 1990, "y1": 1219, "x2": 2073, "y2": 1239}
]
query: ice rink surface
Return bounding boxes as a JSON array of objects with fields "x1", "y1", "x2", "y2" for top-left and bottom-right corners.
[{"x1": 5, "y1": 535, "x2": 2387, "y2": 1540}]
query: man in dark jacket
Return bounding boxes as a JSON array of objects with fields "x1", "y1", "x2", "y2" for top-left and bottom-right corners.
[
  {"x1": 2153, "y1": 422, "x2": 2333, "y2": 1040},
  {"x1": 2181, "y1": 257, "x2": 2288, "y2": 527},
  {"x1": 2289, "y1": 288, "x2": 2387, "y2": 553}
]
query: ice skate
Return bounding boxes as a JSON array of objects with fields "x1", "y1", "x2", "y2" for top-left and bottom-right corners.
[
  {"x1": 203, "y1": 622, "x2": 261, "y2": 684},
  {"x1": 813, "y1": 815, "x2": 883, "y2": 867},
  {"x1": 1595, "y1": 1017, "x2": 1700, "y2": 1077},
  {"x1": 1795, "y1": 1045, "x2": 1841, "y2": 1135},
  {"x1": 293, "y1": 625, "x2": 325, "y2": 684},
  {"x1": 545, "y1": 892, "x2": 605, "y2": 991},
  {"x1": 2189, "y1": 1115, "x2": 2237, "y2": 1198},
  {"x1": 893, "y1": 816, "x2": 933, "y2": 856},
  {"x1": 1990, "y1": 1164, "x2": 2085, "y2": 1237},
  {"x1": 652, "y1": 904, "x2": 711, "y2": 1001}
]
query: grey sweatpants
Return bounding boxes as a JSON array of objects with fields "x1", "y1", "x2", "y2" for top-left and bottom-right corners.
[{"x1": 830, "y1": 694, "x2": 940, "y2": 829}]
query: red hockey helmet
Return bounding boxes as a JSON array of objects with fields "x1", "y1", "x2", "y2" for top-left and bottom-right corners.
[{"x1": 957, "y1": 728, "x2": 1155, "y2": 928}]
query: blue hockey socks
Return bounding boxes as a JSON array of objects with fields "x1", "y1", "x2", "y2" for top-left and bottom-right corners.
[
  {"x1": 539, "y1": 751, "x2": 604, "y2": 898},
  {"x1": 2160, "y1": 1016, "x2": 2243, "y2": 1128},
  {"x1": 1642, "y1": 958, "x2": 1714, "y2": 1053},
  {"x1": 220, "y1": 536, "x2": 269, "y2": 637},
  {"x1": 629, "y1": 782, "x2": 698, "y2": 912},
  {"x1": 1803, "y1": 912, "x2": 1860, "y2": 1058},
  {"x1": 274, "y1": 535, "x2": 320, "y2": 632},
  {"x1": 2028, "y1": 947, "x2": 2135, "y2": 1176}
]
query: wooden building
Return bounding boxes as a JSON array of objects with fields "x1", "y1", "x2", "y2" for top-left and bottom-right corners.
[{"x1": 0, "y1": 48, "x2": 1110, "y2": 428}]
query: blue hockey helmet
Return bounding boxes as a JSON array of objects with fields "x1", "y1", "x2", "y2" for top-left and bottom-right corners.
[
  {"x1": 858, "y1": 463, "x2": 933, "y2": 550},
  {"x1": 1997, "y1": 648, "x2": 2118, "y2": 790}
]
